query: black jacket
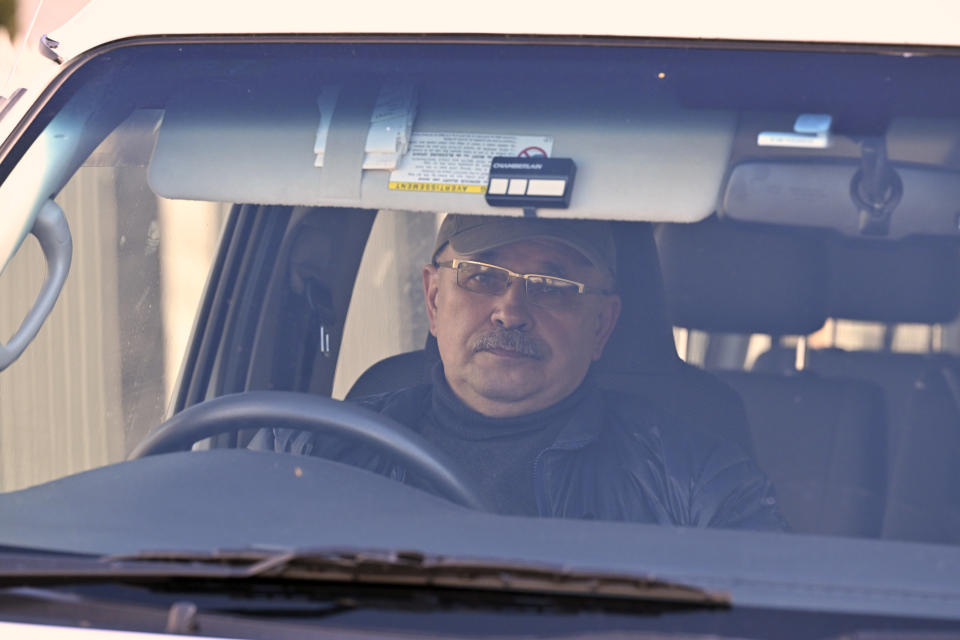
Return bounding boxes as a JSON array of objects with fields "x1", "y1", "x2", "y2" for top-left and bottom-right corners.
[{"x1": 252, "y1": 378, "x2": 786, "y2": 531}]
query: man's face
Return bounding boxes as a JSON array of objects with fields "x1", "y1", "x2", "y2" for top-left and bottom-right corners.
[{"x1": 423, "y1": 238, "x2": 621, "y2": 418}]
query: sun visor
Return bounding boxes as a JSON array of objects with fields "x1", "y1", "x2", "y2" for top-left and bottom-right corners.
[
  {"x1": 656, "y1": 219, "x2": 828, "y2": 336},
  {"x1": 719, "y1": 116, "x2": 960, "y2": 239},
  {"x1": 826, "y1": 238, "x2": 960, "y2": 324},
  {"x1": 148, "y1": 82, "x2": 735, "y2": 222}
]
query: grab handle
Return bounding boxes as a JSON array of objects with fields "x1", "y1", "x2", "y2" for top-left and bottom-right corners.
[{"x1": 0, "y1": 199, "x2": 72, "y2": 371}]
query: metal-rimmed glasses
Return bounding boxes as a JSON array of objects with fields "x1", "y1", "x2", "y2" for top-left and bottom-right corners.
[{"x1": 434, "y1": 259, "x2": 612, "y2": 309}]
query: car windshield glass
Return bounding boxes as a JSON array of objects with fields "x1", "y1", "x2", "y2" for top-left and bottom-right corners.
[{"x1": 2, "y1": 40, "x2": 960, "y2": 634}]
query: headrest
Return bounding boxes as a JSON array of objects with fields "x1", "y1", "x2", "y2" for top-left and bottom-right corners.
[
  {"x1": 656, "y1": 219, "x2": 828, "y2": 335},
  {"x1": 825, "y1": 238, "x2": 960, "y2": 324},
  {"x1": 594, "y1": 221, "x2": 679, "y2": 374}
]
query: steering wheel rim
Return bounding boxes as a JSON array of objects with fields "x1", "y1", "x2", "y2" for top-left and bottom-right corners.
[{"x1": 128, "y1": 391, "x2": 488, "y2": 511}]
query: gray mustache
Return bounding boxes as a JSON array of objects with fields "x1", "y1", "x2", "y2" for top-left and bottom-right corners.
[{"x1": 471, "y1": 329, "x2": 546, "y2": 359}]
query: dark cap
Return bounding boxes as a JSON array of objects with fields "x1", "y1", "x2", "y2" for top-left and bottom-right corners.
[{"x1": 432, "y1": 214, "x2": 617, "y2": 276}]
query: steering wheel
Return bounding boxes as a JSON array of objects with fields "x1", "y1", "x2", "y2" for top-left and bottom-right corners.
[{"x1": 128, "y1": 391, "x2": 487, "y2": 511}]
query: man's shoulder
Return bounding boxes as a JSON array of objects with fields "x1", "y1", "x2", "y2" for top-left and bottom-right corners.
[
  {"x1": 595, "y1": 386, "x2": 752, "y2": 472},
  {"x1": 598, "y1": 386, "x2": 748, "y2": 449},
  {"x1": 596, "y1": 387, "x2": 669, "y2": 436},
  {"x1": 349, "y1": 384, "x2": 433, "y2": 430},
  {"x1": 594, "y1": 387, "x2": 785, "y2": 530}
]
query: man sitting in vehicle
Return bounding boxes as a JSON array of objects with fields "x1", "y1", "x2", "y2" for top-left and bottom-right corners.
[{"x1": 255, "y1": 214, "x2": 784, "y2": 530}]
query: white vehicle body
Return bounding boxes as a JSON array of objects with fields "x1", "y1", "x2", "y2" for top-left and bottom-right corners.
[{"x1": 1, "y1": 1, "x2": 960, "y2": 639}]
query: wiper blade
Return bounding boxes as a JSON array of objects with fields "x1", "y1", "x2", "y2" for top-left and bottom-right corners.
[{"x1": 0, "y1": 547, "x2": 729, "y2": 609}]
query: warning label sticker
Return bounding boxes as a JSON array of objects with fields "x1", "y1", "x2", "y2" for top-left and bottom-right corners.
[{"x1": 388, "y1": 132, "x2": 553, "y2": 194}]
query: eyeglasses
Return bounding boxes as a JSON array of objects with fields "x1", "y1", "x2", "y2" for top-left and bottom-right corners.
[{"x1": 434, "y1": 259, "x2": 612, "y2": 309}]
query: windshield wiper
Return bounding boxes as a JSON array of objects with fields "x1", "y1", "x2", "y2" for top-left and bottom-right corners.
[{"x1": 0, "y1": 547, "x2": 729, "y2": 612}]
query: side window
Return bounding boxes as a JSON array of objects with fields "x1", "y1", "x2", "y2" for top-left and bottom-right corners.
[
  {"x1": 332, "y1": 210, "x2": 439, "y2": 399},
  {"x1": 0, "y1": 111, "x2": 227, "y2": 491}
]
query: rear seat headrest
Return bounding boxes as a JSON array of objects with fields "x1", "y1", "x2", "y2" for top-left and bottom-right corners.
[
  {"x1": 656, "y1": 219, "x2": 828, "y2": 335},
  {"x1": 826, "y1": 238, "x2": 960, "y2": 324}
]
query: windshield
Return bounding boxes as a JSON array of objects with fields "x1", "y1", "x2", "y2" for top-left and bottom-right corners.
[{"x1": 2, "y1": 39, "x2": 960, "y2": 637}]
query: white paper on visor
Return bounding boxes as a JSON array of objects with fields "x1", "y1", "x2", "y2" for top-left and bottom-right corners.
[
  {"x1": 362, "y1": 83, "x2": 419, "y2": 170},
  {"x1": 388, "y1": 133, "x2": 554, "y2": 194}
]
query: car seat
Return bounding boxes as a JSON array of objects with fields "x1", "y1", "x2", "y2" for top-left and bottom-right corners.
[
  {"x1": 656, "y1": 218, "x2": 888, "y2": 537},
  {"x1": 754, "y1": 237, "x2": 960, "y2": 544}
]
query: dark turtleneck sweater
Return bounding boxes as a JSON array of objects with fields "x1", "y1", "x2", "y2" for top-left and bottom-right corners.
[{"x1": 420, "y1": 364, "x2": 591, "y2": 515}]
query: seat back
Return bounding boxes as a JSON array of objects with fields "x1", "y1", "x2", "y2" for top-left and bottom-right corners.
[
  {"x1": 752, "y1": 236, "x2": 960, "y2": 543},
  {"x1": 717, "y1": 370, "x2": 886, "y2": 536},
  {"x1": 889, "y1": 365, "x2": 960, "y2": 543},
  {"x1": 656, "y1": 218, "x2": 889, "y2": 536}
]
